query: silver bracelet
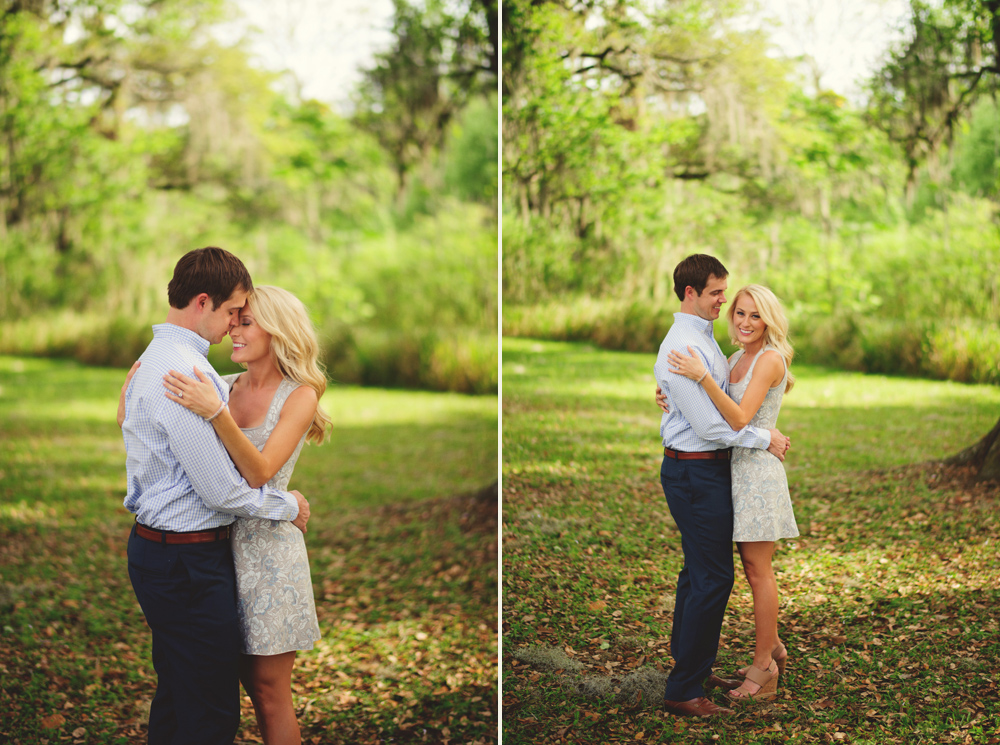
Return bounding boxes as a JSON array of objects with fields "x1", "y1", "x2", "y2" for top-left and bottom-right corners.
[
  {"x1": 696, "y1": 370, "x2": 708, "y2": 384},
  {"x1": 206, "y1": 402, "x2": 227, "y2": 422}
]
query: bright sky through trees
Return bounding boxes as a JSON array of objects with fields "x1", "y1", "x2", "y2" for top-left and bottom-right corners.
[
  {"x1": 229, "y1": 1, "x2": 908, "y2": 107},
  {"x1": 755, "y1": 0, "x2": 909, "y2": 101},
  {"x1": 232, "y1": 0, "x2": 396, "y2": 107}
]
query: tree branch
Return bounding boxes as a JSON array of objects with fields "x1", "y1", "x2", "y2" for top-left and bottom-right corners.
[
  {"x1": 649, "y1": 51, "x2": 719, "y2": 66},
  {"x1": 673, "y1": 170, "x2": 710, "y2": 180}
]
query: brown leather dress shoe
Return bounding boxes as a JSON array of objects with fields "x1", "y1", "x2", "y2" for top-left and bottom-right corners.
[
  {"x1": 662, "y1": 696, "x2": 735, "y2": 718},
  {"x1": 705, "y1": 673, "x2": 741, "y2": 691}
]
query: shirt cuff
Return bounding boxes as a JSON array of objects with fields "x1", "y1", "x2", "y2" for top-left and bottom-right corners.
[
  {"x1": 283, "y1": 491, "x2": 300, "y2": 520},
  {"x1": 759, "y1": 427, "x2": 771, "y2": 448}
]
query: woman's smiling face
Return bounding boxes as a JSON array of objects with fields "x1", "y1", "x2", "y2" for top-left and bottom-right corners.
[
  {"x1": 732, "y1": 293, "x2": 766, "y2": 347},
  {"x1": 228, "y1": 305, "x2": 272, "y2": 364}
]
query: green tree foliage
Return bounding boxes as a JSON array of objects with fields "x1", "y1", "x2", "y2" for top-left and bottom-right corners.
[
  {"x1": 503, "y1": 0, "x2": 795, "y2": 225},
  {"x1": 0, "y1": 0, "x2": 499, "y2": 394},
  {"x1": 502, "y1": 0, "x2": 895, "y2": 307},
  {"x1": 442, "y1": 94, "x2": 499, "y2": 204},
  {"x1": 862, "y1": 0, "x2": 1000, "y2": 329},
  {"x1": 868, "y1": 0, "x2": 1000, "y2": 478},
  {"x1": 503, "y1": 0, "x2": 1000, "y2": 396},
  {"x1": 868, "y1": 0, "x2": 1000, "y2": 201},
  {"x1": 354, "y1": 0, "x2": 497, "y2": 200},
  {"x1": 1, "y1": 0, "x2": 266, "y2": 314},
  {"x1": 951, "y1": 96, "x2": 1000, "y2": 198}
]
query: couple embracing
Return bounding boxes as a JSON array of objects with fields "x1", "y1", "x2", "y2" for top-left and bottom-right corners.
[
  {"x1": 653, "y1": 253, "x2": 799, "y2": 718},
  {"x1": 119, "y1": 247, "x2": 329, "y2": 744}
]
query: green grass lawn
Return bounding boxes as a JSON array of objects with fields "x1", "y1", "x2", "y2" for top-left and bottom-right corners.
[
  {"x1": 0, "y1": 355, "x2": 499, "y2": 744},
  {"x1": 502, "y1": 337, "x2": 1000, "y2": 744}
]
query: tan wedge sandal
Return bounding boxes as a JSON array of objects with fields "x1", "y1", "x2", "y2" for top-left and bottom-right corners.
[
  {"x1": 727, "y1": 660, "x2": 779, "y2": 702},
  {"x1": 737, "y1": 642, "x2": 788, "y2": 679}
]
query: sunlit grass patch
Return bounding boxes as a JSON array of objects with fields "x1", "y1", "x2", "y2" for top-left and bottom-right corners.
[{"x1": 324, "y1": 385, "x2": 497, "y2": 426}]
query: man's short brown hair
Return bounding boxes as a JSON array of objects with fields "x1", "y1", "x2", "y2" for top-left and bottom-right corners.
[
  {"x1": 673, "y1": 254, "x2": 728, "y2": 301},
  {"x1": 167, "y1": 247, "x2": 253, "y2": 310}
]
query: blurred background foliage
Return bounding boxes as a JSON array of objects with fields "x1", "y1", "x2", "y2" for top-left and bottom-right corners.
[
  {"x1": 0, "y1": 0, "x2": 498, "y2": 394},
  {"x1": 502, "y1": 0, "x2": 1000, "y2": 386}
]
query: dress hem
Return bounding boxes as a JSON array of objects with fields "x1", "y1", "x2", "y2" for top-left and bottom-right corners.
[
  {"x1": 732, "y1": 531, "x2": 800, "y2": 542},
  {"x1": 242, "y1": 638, "x2": 321, "y2": 656}
]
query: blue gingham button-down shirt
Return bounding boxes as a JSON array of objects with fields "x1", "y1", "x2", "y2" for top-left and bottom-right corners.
[
  {"x1": 654, "y1": 313, "x2": 771, "y2": 452},
  {"x1": 122, "y1": 324, "x2": 298, "y2": 531}
]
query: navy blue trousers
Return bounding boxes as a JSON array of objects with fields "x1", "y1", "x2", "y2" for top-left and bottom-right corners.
[
  {"x1": 660, "y1": 455, "x2": 735, "y2": 701},
  {"x1": 127, "y1": 525, "x2": 242, "y2": 745}
]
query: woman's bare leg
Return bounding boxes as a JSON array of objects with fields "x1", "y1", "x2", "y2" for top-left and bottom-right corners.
[
  {"x1": 240, "y1": 651, "x2": 300, "y2": 745},
  {"x1": 736, "y1": 541, "x2": 779, "y2": 690}
]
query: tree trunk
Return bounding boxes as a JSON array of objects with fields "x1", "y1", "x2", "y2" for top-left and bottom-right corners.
[
  {"x1": 479, "y1": 0, "x2": 499, "y2": 80},
  {"x1": 944, "y1": 415, "x2": 1000, "y2": 482}
]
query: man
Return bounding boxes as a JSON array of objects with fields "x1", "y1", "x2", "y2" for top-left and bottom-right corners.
[
  {"x1": 653, "y1": 254, "x2": 789, "y2": 719},
  {"x1": 121, "y1": 247, "x2": 310, "y2": 745}
]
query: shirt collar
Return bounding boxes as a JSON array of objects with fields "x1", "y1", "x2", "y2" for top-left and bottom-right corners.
[
  {"x1": 672, "y1": 312, "x2": 716, "y2": 338},
  {"x1": 152, "y1": 323, "x2": 211, "y2": 357}
]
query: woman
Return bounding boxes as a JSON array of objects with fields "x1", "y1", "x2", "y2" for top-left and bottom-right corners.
[
  {"x1": 663, "y1": 284, "x2": 798, "y2": 702},
  {"x1": 119, "y1": 285, "x2": 330, "y2": 744}
]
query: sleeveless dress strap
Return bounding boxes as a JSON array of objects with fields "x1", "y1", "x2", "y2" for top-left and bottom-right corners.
[
  {"x1": 270, "y1": 379, "x2": 301, "y2": 417},
  {"x1": 744, "y1": 347, "x2": 766, "y2": 378},
  {"x1": 729, "y1": 348, "x2": 746, "y2": 370},
  {"x1": 732, "y1": 346, "x2": 786, "y2": 388},
  {"x1": 753, "y1": 345, "x2": 787, "y2": 389},
  {"x1": 233, "y1": 377, "x2": 304, "y2": 433}
]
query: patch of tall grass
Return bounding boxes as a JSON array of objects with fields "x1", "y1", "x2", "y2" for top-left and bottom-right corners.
[
  {"x1": 0, "y1": 313, "x2": 498, "y2": 394},
  {"x1": 783, "y1": 315, "x2": 1000, "y2": 385},
  {"x1": 0, "y1": 311, "x2": 154, "y2": 369},
  {"x1": 323, "y1": 324, "x2": 498, "y2": 394},
  {"x1": 503, "y1": 299, "x2": 1000, "y2": 385},
  {"x1": 502, "y1": 297, "x2": 731, "y2": 353}
]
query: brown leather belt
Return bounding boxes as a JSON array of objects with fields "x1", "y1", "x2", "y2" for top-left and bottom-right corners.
[
  {"x1": 663, "y1": 447, "x2": 731, "y2": 461},
  {"x1": 135, "y1": 523, "x2": 231, "y2": 544}
]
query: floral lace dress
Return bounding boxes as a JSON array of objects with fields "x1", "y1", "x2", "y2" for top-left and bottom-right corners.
[
  {"x1": 222, "y1": 374, "x2": 321, "y2": 656},
  {"x1": 727, "y1": 348, "x2": 800, "y2": 542}
]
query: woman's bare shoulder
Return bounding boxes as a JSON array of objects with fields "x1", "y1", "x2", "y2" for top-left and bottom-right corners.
[{"x1": 757, "y1": 349, "x2": 786, "y2": 384}]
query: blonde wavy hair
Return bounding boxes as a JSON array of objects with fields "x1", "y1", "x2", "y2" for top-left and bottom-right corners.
[
  {"x1": 245, "y1": 285, "x2": 331, "y2": 444},
  {"x1": 726, "y1": 284, "x2": 795, "y2": 393}
]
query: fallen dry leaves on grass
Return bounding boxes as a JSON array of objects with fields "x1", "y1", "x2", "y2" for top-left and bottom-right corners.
[
  {"x1": 502, "y1": 464, "x2": 1000, "y2": 744},
  {"x1": 2, "y1": 487, "x2": 498, "y2": 745}
]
